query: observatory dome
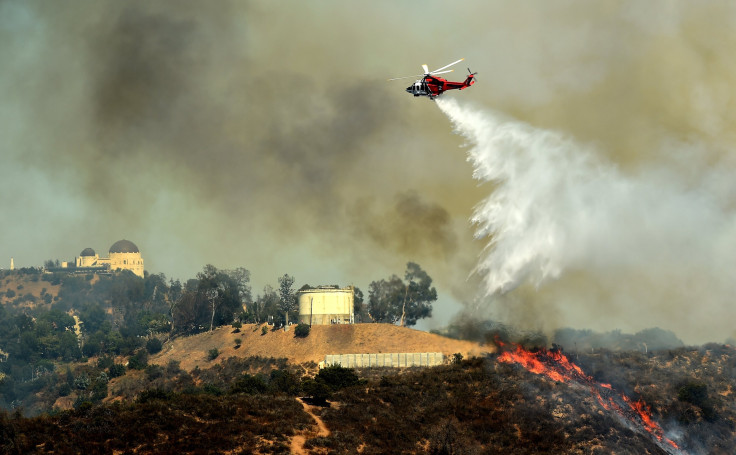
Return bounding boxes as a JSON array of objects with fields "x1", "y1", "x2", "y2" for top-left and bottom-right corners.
[
  {"x1": 80, "y1": 248, "x2": 96, "y2": 257},
  {"x1": 109, "y1": 239, "x2": 140, "y2": 254}
]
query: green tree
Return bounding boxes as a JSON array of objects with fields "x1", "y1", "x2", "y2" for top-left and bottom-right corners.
[
  {"x1": 146, "y1": 338, "x2": 163, "y2": 354},
  {"x1": 278, "y1": 274, "x2": 296, "y2": 326},
  {"x1": 197, "y1": 265, "x2": 246, "y2": 332},
  {"x1": 228, "y1": 267, "x2": 253, "y2": 309},
  {"x1": 367, "y1": 262, "x2": 437, "y2": 327},
  {"x1": 251, "y1": 285, "x2": 280, "y2": 324},
  {"x1": 353, "y1": 287, "x2": 364, "y2": 319},
  {"x1": 367, "y1": 276, "x2": 405, "y2": 324},
  {"x1": 171, "y1": 290, "x2": 208, "y2": 335}
]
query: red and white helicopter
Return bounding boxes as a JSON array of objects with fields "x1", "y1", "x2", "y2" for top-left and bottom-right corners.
[{"x1": 389, "y1": 58, "x2": 476, "y2": 99}]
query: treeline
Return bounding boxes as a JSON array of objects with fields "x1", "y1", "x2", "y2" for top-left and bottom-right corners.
[{"x1": 0, "y1": 261, "x2": 437, "y2": 413}]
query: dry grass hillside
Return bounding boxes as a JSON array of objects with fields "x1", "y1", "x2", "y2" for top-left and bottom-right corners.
[
  {"x1": 152, "y1": 323, "x2": 494, "y2": 371},
  {"x1": 0, "y1": 272, "x2": 61, "y2": 307}
]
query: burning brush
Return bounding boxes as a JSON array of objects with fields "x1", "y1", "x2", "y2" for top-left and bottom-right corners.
[{"x1": 495, "y1": 339, "x2": 681, "y2": 453}]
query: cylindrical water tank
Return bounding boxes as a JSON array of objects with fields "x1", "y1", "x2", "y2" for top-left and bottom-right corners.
[{"x1": 297, "y1": 286, "x2": 354, "y2": 325}]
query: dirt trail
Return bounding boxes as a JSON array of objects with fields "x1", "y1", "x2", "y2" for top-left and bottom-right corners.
[{"x1": 290, "y1": 398, "x2": 330, "y2": 454}]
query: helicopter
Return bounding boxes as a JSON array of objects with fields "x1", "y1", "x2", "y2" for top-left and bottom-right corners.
[{"x1": 388, "y1": 58, "x2": 476, "y2": 99}]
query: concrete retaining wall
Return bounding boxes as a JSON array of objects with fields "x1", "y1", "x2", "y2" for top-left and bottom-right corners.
[{"x1": 323, "y1": 352, "x2": 444, "y2": 368}]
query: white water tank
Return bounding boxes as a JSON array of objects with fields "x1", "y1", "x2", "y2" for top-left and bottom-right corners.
[{"x1": 297, "y1": 286, "x2": 354, "y2": 325}]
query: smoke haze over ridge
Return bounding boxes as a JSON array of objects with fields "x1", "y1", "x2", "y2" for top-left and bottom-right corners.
[{"x1": 2, "y1": 1, "x2": 736, "y2": 339}]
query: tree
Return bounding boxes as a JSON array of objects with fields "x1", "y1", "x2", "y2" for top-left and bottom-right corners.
[
  {"x1": 367, "y1": 262, "x2": 437, "y2": 327},
  {"x1": 353, "y1": 287, "x2": 364, "y2": 319},
  {"x1": 250, "y1": 285, "x2": 280, "y2": 324},
  {"x1": 197, "y1": 265, "x2": 248, "y2": 332},
  {"x1": 198, "y1": 265, "x2": 227, "y2": 332},
  {"x1": 171, "y1": 265, "x2": 247, "y2": 335},
  {"x1": 172, "y1": 290, "x2": 208, "y2": 335},
  {"x1": 278, "y1": 274, "x2": 296, "y2": 326},
  {"x1": 168, "y1": 279, "x2": 183, "y2": 333},
  {"x1": 367, "y1": 276, "x2": 404, "y2": 324},
  {"x1": 228, "y1": 267, "x2": 253, "y2": 308}
]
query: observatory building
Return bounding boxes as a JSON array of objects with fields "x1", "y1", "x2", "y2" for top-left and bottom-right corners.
[
  {"x1": 70, "y1": 239, "x2": 144, "y2": 277},
  {"x1": 297, "y1": 286, "x2": 354, "y2": 325}
]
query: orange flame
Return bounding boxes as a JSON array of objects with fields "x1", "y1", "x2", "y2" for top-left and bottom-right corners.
[{"x1": 497, "y1": 342, "x2": 680, "y2": 451}]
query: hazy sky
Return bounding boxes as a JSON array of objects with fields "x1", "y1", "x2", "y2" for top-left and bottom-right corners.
[{"x1": 2, "y1": 1, "x2": 736, "y2": 341}]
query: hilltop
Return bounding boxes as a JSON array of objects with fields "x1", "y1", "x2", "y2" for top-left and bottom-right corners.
[{"x1": 151, "y1": 323, "x2": 493, "y2": 371}]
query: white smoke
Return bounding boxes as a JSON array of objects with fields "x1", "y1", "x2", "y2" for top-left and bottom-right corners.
[{"x1": 437, "y1": 98, "x2": 736, "y2": 343}]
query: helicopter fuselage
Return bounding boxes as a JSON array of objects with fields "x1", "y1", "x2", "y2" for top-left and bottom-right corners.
[{"x1": 405, "y1": 74, "x2": 475, "y2": 99}]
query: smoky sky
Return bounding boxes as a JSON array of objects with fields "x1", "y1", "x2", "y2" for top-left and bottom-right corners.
[{"x1": 3, "y1": 1, "x2": 736, "y2": 339}]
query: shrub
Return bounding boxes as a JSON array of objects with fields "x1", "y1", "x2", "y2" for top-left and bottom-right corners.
[
  {"x1": 166, "y1": 360, "x2": 182, "y2": 376},
  {"x1": 146, "y1": 338, "x2": 163, "y2": 355},
  {"x1": 230, "y1": 374, "x2": 268, "y2": 395},
  {"x1": 269, "y1": 369, "x2": 301, "y2": 396},
  {"x1": 302, "y1": 378, "x2": 332, "y2": 404},
  {"x1": 208, "y1": 348, "x2": 220, "y2": 361},
  {"x1": 90, "y1": 376, "x2": 108, "y2": 402},
  {"x1": 678, "y1": 382, "x2": 708, "y2": 407},
  {"x1": 202, "y1": 383, "x2": 224, "y2": 396},
  {"x1": 136, "y1": 388, "x2": 171, "y2": 404},
  {"x1": 678, "y1": 381, "x2": 716, "y2": 420},
  {"x1": 74, "y1": 373, "x2": 90, "y2": 390},
  {"x1": 294, "y1": 323, "x2": 310, "y2": 338},
  {"x1": 261, "y1": 326, "x2": 268, "y2": 336},
  {"x1": 128, "y1": 349, "x2": 149, "y2": 370},
  {"x1": 145, "y1": 364, "x2": 164, "y2": 381},
  {"x1": 234, "y1": 338, "x2": 242, "y2": 349},
  {"x1": 97, "y1": 356, "x2": 114, "y2": 370},
  {"x1": 58, "y1": 383, "x2": 72, "y2": 397},
  {"x1": 315, "y1": 365, "x2": 361, "y2": 391},
  {"x1": 232, "y1": 321, "x2": 242, "y2": 329},
  {"x1": 108, "y1": 363, "x2": 126, "y2": 378}
]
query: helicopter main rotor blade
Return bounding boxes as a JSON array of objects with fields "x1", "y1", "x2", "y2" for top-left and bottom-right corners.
[
  {"x1": 422, "y1": 64, "x2": 430, "y2": 74},
  {"x1": 428, "y1": 69, "x2": 454, "y2": 76},
  {"x1": 431, "y1": 58, "x2": 464, "y2": 74},
  {"x1": 387, "y1": 73, "x2": 425, "y2": 81}
]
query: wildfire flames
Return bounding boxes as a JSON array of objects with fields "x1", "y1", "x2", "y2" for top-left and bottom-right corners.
[{"x1": 496, "y1": 341, "x2": 681, "y2": 452}]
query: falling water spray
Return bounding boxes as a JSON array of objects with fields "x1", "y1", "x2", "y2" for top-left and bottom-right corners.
[{"x1": 436, "y1": 98, "x2": 736, "y2": 343}]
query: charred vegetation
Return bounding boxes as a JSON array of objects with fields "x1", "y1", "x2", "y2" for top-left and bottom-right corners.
[{"x1": 2, "y1": 348, "x2": 735, "y2": 453}]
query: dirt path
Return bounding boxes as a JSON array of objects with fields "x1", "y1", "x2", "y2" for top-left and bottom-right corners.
[{"x1": 290, "y1": 398, "x2": 330, "y2": 454}]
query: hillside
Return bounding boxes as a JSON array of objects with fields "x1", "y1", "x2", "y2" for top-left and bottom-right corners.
[
  {"x1": 0, "y1": 271, "x2": 61, "y2": 308},
  {"x1": 7, "y1": 346, "x2": 736, "y2": 454},
  {"x1": 151, "y1": 323, "x2": 493, "y2": 371}
]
